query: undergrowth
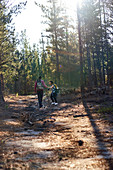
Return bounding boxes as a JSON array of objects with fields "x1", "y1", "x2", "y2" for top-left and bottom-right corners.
[{"x1": 98, "y1": 107, "x2": 113, "y2": 114}]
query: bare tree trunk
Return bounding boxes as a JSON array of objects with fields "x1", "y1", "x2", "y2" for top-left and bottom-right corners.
[
  {"x1": 94, "y1": 36, "x2": 102, "y2": 86},
  {"x1": 86, "y1": 44, "x2": 92, "y2": 88},
  {"x1": 77, "y1": 3, "x2": 84, "y2": 94},
  {"x1": 103, "y1": 2, "x2": 110, "y2": 87},
  {"x1": 66, "y1": 27, "x2": 70, "y2": 85},
  {"x1": 97, "y1": 49, "x2": 102, "y2": 85},
  {"x1": 106, "y1": 48, "x2": 110, "y2": 86},
  {"x1": 53, "y1": 1, "x2": 60, "y2": 85},
  {"x1": 92, "y1": 52, "x2": 98, "y2": 86},
  {"x1": 0, "y1": 74, "x2": 4, "y2": 103},
  {"x1": 100, "y1": 0, "x2": 105, "y2": 85},
  {"x1": 56, "y1": 51, "x2": 60, "y2": 84}
]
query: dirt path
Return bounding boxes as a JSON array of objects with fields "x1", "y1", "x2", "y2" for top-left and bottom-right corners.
[{"x1": 0, "y1": 93, "x2": 113, "y2": 169}]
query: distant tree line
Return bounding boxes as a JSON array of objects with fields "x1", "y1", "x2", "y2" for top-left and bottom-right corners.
[
  {"x1": 0, "y1": 0, "x2": 113, "y2": 102},
  {"x1": 35, "y1": 0, "x2": 113, "y2": 90},
  {"x1": 79, "y1": 0, "x2": 113, "y2": 90}
]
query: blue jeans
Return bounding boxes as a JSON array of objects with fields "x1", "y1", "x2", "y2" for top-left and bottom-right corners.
[{"x1": 37, "y1": 90, "x2": 43, "y2": 108}]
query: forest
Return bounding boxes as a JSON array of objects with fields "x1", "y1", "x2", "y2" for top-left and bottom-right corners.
[
  {"x1": 0, "y1": 0, "x2": 113, "y2": 100},
  {"x1": 1, "y1": 0, "x2": 113, "y2": 169}
]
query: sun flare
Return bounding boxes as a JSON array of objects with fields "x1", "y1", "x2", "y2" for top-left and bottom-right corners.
[{"x1": 59, "y1": 0, "x2": 83, "y2": 17}]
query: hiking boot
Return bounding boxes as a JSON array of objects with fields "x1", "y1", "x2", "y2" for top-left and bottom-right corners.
[
  {"x1": 42, "y1": 105, "x2": 45, "y2": 108},
  {"x1": 39, "y1": 107, "x2": 44, "y2": 111},
  {"x1": 51, "y1": 102, "x2": 55, "y2": 105}
]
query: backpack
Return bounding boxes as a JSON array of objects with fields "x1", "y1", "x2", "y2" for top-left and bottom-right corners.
[
  {"x1": 37, "y1": 80, "x2": 43, "y2": 90},
  {"x1": 53, "y1": 84, "x2": 60, "y2": 94}
]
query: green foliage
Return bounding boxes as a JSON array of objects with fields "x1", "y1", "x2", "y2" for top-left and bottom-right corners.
[
  {"x1": 37, "y1": 0, "x2": 80, "y2": 87},
  {"x1": 2, "y1": 0, "x2": 113, "y2": 96},
  {"x1": 98, "y1": 107, "x2": 113, "y2": 114},
  {"x1": 0, "y1": 0, "x2": 27, "y2": 100},
  {"x1": 5, "y1": 104, "x2": 8, "y2": 109},
  {"x1": 80, "y1": 0, "x2": 113, "y2": 87},
  {"x1": 3, "y1": 30, "x2": 41, "y2": 95}
]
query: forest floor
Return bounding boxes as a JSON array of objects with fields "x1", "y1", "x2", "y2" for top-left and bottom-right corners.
[{"x1": 0, "y1": 90, "x2": 113, "y2": 169}]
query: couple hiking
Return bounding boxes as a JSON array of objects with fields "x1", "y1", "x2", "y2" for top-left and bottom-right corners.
[{"x1": 35, "y1": 76, "x2": 58, "y2": 109}]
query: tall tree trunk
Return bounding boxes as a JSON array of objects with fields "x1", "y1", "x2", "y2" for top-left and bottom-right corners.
[
  {"x1": 0, "y1": 74, "x2": 4, "y2": 103},
  {"x1": 53, "y1": 1, "x2": 60, "y2": 85},
  {"x1": 86, "y1": 44, "x2": 92, "y2": 88},
  {"x1": 94, "y1": 34, "x2": 102, "y2": 86},
  {"x1": 103, "y1": 2, "x2": 110, "y2": 87},
  {"x1": 55, "y1": 51, "x2": 60, "y2": 85},
  {"x1": 66, "y1": 27, "x2": 70, "y2": 85},
  {"x1": 92, "y1": 52, "x2": 98, "y2": 86},
  {"x1": 101, "y1": 47, "x2": 105, "y2": 84},
  {"x1": 96, "y1": 48, "x2": 102, "y2": 85},
  {"x1": 41, "y1": 34, "x2": 46, "y2": 80},
  {"x1": 77, "y1": 3, "x2": 84, "y2": 94},
  {"x1": 23, "y1": 53, "x2": 27, "y2": 95},
  {"x1": 106, "y1": 48, "x2": 110, "y2": 86},
  {"x1": 100, "y1": 0, "x2": 105, "y2": 85}
]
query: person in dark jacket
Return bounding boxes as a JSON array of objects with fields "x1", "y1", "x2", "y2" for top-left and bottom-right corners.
[
  {"x1": 35, "y1": 76, "x2": 48, "y2": 108},
  {"x1": 49, "y1": 81, "x2": 58, "y2": 106}
]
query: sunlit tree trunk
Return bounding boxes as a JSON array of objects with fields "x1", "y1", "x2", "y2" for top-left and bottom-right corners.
[
  {"x1": 77, "y1": 3, "x2": 84, "y2": 94},
  {"x1": 66, "y1": 27, "x2": 70, "y2": 85},
  {"x1": 99, "y1": 0, "x2": 105, "y2": 85},
  {"x1": 53, "y1": 1, "x2": 60, "y2": 85},
  {"x1": 103, "y1": 2, "x2": 110, "y2": 87}
]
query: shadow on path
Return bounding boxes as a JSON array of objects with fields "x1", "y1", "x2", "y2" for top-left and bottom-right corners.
[{"x1": 82, "y1": 99, "x2": 113, "y2": 170}]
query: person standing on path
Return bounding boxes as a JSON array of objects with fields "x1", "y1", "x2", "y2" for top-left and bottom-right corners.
[
  {"x1": 35, "y1": 76, "x2": 48, "y2": 108},
  {"x1": 49, "y1": 81, "x2": 58, "y2": 106}
]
